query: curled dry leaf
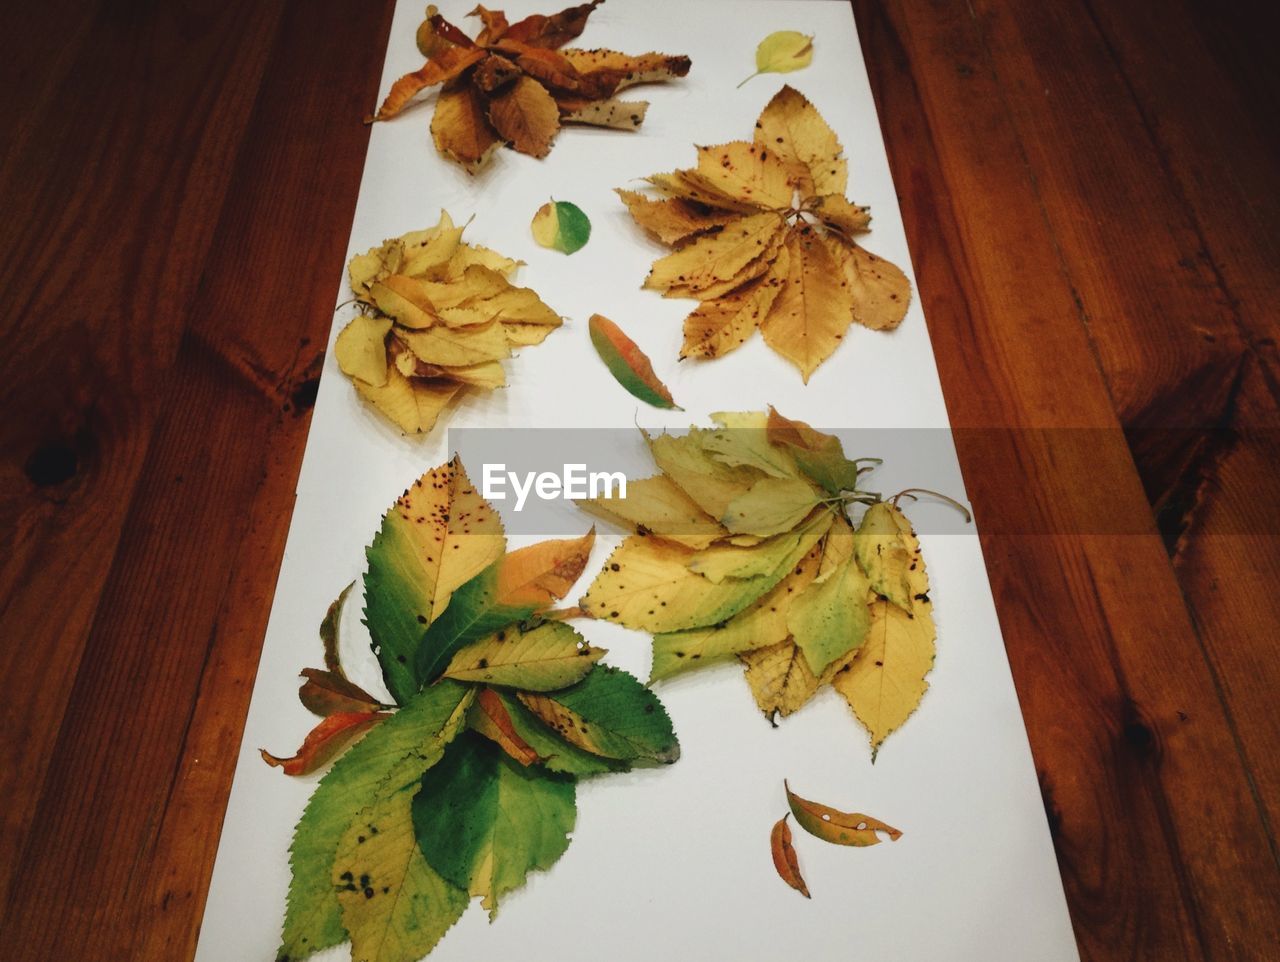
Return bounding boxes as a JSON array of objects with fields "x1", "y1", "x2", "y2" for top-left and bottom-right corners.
[
  {"x1": 785, "y1": 780, "x2": 902, "y2": 847},
  {"x1": 588, "y1": 313, "x2": 680, "y2": 410},
  {"x1": 620, "y1": 85, "x2": 912, "y2": 381},
  {"x1": 770, "y1": 814, "x2": 811, "y2": 898},
  {"x1": 260, "y1": 711, "x2": 389, "y2": 777},
  {"x1": 336, "y1": 212, "x2": 562, "y2": 434},
  {"x1": 579, "y1": 410, "x2": 944, "y2": 754},
  {"x1": 372, "y1": 1, "x2": 691, "y2": 170}
]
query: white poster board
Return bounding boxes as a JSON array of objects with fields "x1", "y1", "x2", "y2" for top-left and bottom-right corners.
[{"x1": 196, "y1": 2, "x2": 1079, "y2": 959}]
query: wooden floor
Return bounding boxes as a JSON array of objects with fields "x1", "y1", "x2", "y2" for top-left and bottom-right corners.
[{"x1": 2, "y1": 0, "x2": 1277, "y2": 958}]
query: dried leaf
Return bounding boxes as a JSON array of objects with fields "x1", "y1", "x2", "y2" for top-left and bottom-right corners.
[
  {"x1": 620, "y1": 86, "x2": 909, "y2": 377},
  {"x1": 531, "y1": 199, "x2": 591, "y2": 254},
  {"x1": 376, "y1": 2, "x2": 688, "y2": 169},
  {"x1": 785, "y1": 781, "x2": 903, "y2": 846},
  {"x1": 342, "y1": 217, "x2": 562, "y2": 433},
  {"x1": 579, "y1": 473, "x2": 726, "y2": 550},
  {"x1": 770, "y1": 814, "x2": 811, "y2": 898},
  {"x1": 261, "y1": 712, "x2": 389, "y2": 777},
  {"x1": 588, "y1": 314, "x2": 680, "y2": 410},
  {"x1": 299, "y1": 668, "x2": 387, "y2": 717},
  {"x1": 488, "y1": 74, "x2": 561, "y2": 157}
]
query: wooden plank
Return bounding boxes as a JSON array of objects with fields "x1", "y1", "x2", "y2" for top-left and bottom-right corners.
[
  {"x1": 853, "y1": 0, "x2": 1280, "y2": 957},
  {"x1": 964, "y1": 0, "x2": 1280, "y2": 869},
  {"x1": 0, "y1": 0, "x2": 392, "y2": 958},
  {"x1": 0, "y1": 0, "x2": 285, "y2": 914}
]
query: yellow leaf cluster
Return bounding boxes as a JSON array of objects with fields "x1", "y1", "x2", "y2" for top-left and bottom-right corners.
[
  {"x1": 336, "y1": 211, "x2": 562, "y2": 434},
  {"x1": 578, "y1": 410, "x2": 937, "y2": 753},
  {"x1": 620, "y1": 85, "x2": 912, "y2": 381},
  {"x1": 373, "y1": 2, "x2": 692, "y2": 171}
]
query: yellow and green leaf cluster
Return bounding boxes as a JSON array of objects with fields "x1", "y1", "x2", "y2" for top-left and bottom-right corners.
[
  {"x1": 335, "y1": 212, "x2": 562, "y2": 434},
  {"x1": 372, "y1": 2, "x2": 691, "y2": 171},
  {"x1": 269, "y1": 458, "x2": 679, "y2": 962},
  {"x1": 618, "y1": 85, "x2": 912, "y2": 381},
  {"x1": 580, "y1": 409, "x2": 936, "y2": 754}
]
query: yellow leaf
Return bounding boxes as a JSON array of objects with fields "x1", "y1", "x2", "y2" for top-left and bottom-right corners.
[
  {"x1": 679, "y1": 259, "x2": 786, "y2": 360},
  {"x1": 334, "y1": 315, "x2": 392, "y2": 386},
  {"x1": 753, "y1": 84, "x2": 847, "y2": 196},
  {"x1": 400, "y1": 319, "x2": 513, "y2": 367},
  {"x1": 705, "y1": 410, "x2": 803, "y2": 479},
  {"x1": 495, "y1": 529, "x2": 596, "y2": 609},
  {"x1": 401, "y1": 212, "x2": 465, "y2": 277},
  {"x1": 686, "y1": 521, "x2": 819, "y2": 584},
  {"x1": 435, "y1": 360, "x2": 507, "y2": 390},
  {"x1": 646, "y1": 428, "x2": 761, "y2": 520},
  {"x1": 721, "y1": 477, "x2": 822, "y2": 538},
  {"x1": 645, "y1": 212, "x2": 785, "y2": 294},
  {"x1": 353, "y1": 367, "x2": 460, "y2": 434},
  {"x1": 370, "y1": 275, "x2": 438, "y2": 329},
  {"x1": 854, "y1": 502, "x2": 913, "y2": 610},
  {"x1": 753, "y1": 31, "x2": 814, "y2": 77},
  {"x1": 617, "y1": 189, "x2": 736, "y2": 247},
  {"x1": 759, "y1": 225, "x2": 854, "y2": 382},
  {"x1": 832, "y1": 598, "x2": 936, "y2": 756},
  {"x1": 579, "y1": 473, "x2": 726, "y2": 550},
  {"x1": 646, "y1": 170, "x2": 761, "y2": 214},
  {"x1": 487, "y1": 75, "x2": 561, "y2": 158},
  {"x1": 740, "y1": 632, "x2": 858, "y2": 720},
  {"x1": 649, "y1": 540, "x2": 822, "y2": 681},
  {"x1": 828, "y1": 237, "x2": 913, "y2": 332},
  {"x1": 444, "y1": 621, "x2": 603, "y2": 691},
  {"x1": 694, "y1": 141, "x2": 794, "y2": 210},
  {"x1": 441, "y1": 243, "x2": 521, "y2": 280},
  {"x1": 810, "y1": 194, "x2": 871, "y2": 237}
]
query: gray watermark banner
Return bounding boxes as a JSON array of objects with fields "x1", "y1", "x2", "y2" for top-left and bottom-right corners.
[{"x1": 444, "y1": 427, "x2": 1275, "y2": 536}]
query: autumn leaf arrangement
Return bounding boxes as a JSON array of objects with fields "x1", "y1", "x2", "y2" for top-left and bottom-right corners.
[
  {"x1": 335, "y1": 211, "x2": 564, "y2": 434},
  {"x1": 618, "y1": 85, "x2": 912, "y2": 381},
  {"x1": 264, "y1": 457, "x2": 679, "y2": 962},
  {"x1": 581, "y1": 408, "x2": 962, "y2": 757},
  {"x1": 371, "y1": 1, "x2": 691, "y2": 171}
]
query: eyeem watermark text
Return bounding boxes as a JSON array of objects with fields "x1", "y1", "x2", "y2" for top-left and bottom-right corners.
[{"x1": 482, "y1": 463, "x2": 626, "y2": 511}]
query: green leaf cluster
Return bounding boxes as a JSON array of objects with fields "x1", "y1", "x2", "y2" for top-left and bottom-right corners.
[{"x1": 275, "y1": 459, "x2": 679, "y2": 962}]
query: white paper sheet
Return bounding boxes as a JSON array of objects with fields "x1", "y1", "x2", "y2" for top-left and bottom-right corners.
[{"x1": 196, "y1": 2, "x2": 1079, "y2": 959}]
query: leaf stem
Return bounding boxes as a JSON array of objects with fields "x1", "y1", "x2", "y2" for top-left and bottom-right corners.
[{"x1": 889, "y1": 488, "x2": 973, "y2": 523}]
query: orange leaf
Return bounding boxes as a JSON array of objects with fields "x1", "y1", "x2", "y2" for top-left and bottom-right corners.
[
  {"x1": 785, "y1": 780, "x2": 903, "y2": 847},
  {"x1": 260, "y1": 712, "x2": 389, "y2": 777},
  {"x1": 432, "y1": 83, "x2": 502, "y2": 172},
  {"x1": 471, "y1": 688, "x2": 542, "y2": 766},
  {"x1": 371, "y1": 45, "x2": 486, "y2": 122},
  {"x1": 770, "y1": 814, "x2": 811, "y2": 898},
  {"x1": 495, "y1": 528, "x2": 596, "y2": 607},
  {"x1": 468, "y1": 4, "x2": 510, "y2": 44}
]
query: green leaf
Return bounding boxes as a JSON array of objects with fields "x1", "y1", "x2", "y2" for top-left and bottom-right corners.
[
  {"x1": 333, "y1": 752, "x2": 468, "y2": 962},
  {"x1": 481, "y1": 689, "x2": 626, "y2": 776},
  {"x1": 516, "y1": 665, "x2": 680, "y2": 763},
  {"x1": 705, "y1": 411, "x2": 801, "y2": 479},
  {"x1": 414, "y1": 531, "x2": 595, "y2": 686},
  {"x1": 854, "y1": 501, "x2": 913, "y2": 611},
  {"x1": 766, "y1": 407, "x2": 868, "y2": 495},
  {"x1": 588, "y1": 314, "x2": 680, "y2": 410},
  {"x1": 414, "y1": 732, "x2": 577, "y2": 917},
  {"x1": 278, "y1": 681, "x2": 473, "y2": 962},
  {"x1": 582, "y1": 510, "x2": 832, "y2": 632},
  {"x1": 787, "y1": 518, "x2": 871, "y2": 675},
  {"x1": 720, "y1": 477, "x2": 823, "y2": 538},
  {"x1": 646, "y1": 427, "x2": 762, "y2": 522},
  {"x1": 364, "y1": 459, "x2": 506, "y2": 704},
  {"x1": 441, "y1": 621, "x2": 605, "y2": 691},
  {"x1": 531, "y1": 199, "x2": 592, "y2": 254},
  {"x1": 649, "y1": 539, "x2": 823, "y2": 682},
  {"x1": 738, "y1": 31, "x2": 814, "y2": 88}
]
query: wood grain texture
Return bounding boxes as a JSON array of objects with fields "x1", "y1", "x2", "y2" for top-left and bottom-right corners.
[{"x1": 0, "y1": 0, "x2": 1276, "y2": 960}]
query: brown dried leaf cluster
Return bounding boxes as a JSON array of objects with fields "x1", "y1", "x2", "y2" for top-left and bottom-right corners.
[
  {"x1": 372, "y1": 2, "x2": 691, "y2": 171},
  {"x1": 620, "y1": 85, "x2": 912, "y2": 381},
  {"x1": 335, "y1": 212, "x2": 562, "y2": 433}
]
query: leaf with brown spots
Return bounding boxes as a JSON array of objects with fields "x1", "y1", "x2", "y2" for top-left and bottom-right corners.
[
  {"x1": 619, "y1": 85, "x2": 910, "y2": 377},
  {"x1": 786, "y1": 780, "x2": 903, "y2": 847},
  {"x1": 373, "y1": 2, "x2": 690, "y2": 169}
]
